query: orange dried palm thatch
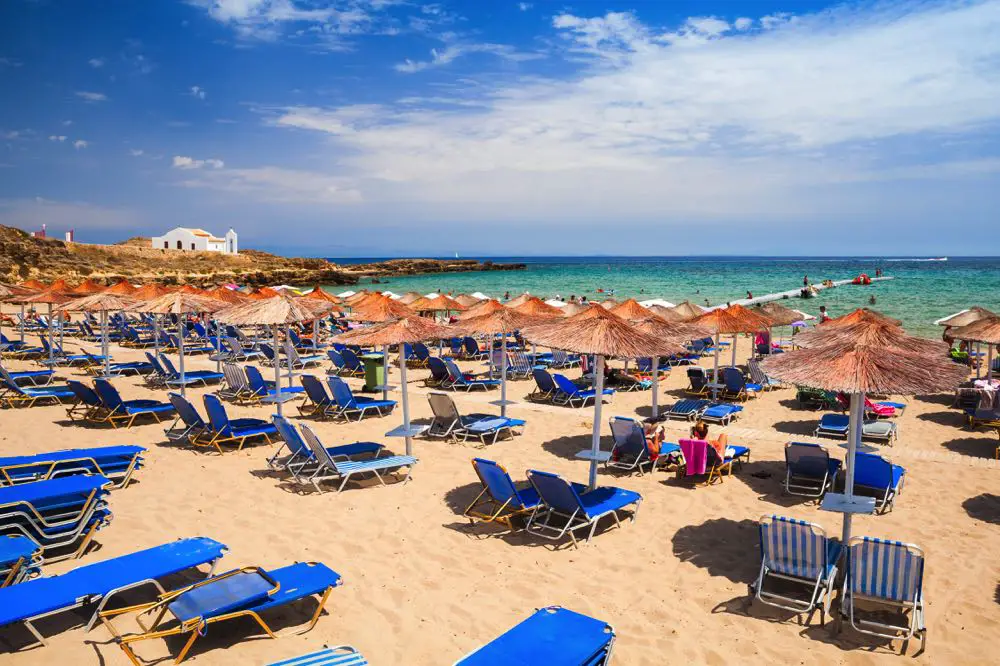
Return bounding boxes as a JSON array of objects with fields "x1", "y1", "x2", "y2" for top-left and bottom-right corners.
[
  {"x1": 949, "y1": 315, "x2": 1000, "y2": 345},
  {"x1": 599, "y1": 299, "x2": 618, "y2": 309},
  {"x1": 690, "y1": 303, "x2": 773, "y2": 334},
  {"x1": 558, "y1": 302, "x2": 589, "y2": 317},
  {"x1": 206, "y1": 286, "x2": 250, "y2": 305},
  {"x1": 452, "y1": 293, "x2": 481, "y2": 307},
  {"x1": 396, "y1": 291, "x2": 424, "y2": 305},
  {"x1": 178, "y1": 284, "x2": 206, "y2": 295},
  {"x1": 628, "y1": 316, "x2": 712, "y2": 344},
  {"x1": 215, "y1": 294, "x2": 316, "y2": 325},
  {"x1": 0, "y1": 282, "x2": 34, "y2": 299},
  {"x1": 670, "y1": 300, "x2": 708, "y2": 320},
  {"x1": 58, "y1": 293, "x2": 138, "y2": 313},
  {"x1": 822, "y1": 307, "x2": 901, "y2": 328},
  {"x1": 760, "y1": 339, "x2": 968, "y2": 395},
  {"x1": 522, "y1": 311, "x2": 685, "y2": 358},
  {"x1": 132, "y1": 283, "x2": 172, "y2": 300},
  {"x1": 646, "y1": 304, "x2": 684, "y2": 322},
  {"x1": 331, "y1": 315, "x2": 453, "y2": 346},
  {"x1": 350, "y1": 295, "x2": 415, "y2": 322},
  {"x1": 937, "y1": 307, "x2": 996, "y2": 328},
  {"x1": 453, "y1": 306, "x2": 546, "y2": 336},
  {"x1": 17, "y1": 286, "x2": 73, "y2": 305},
  {"x1": 752, "y1": 302, "x2": 804, "y2": 327},
  {"x1": 510, "y1": 296, "x2": 562, "y2": 318},
  {"x1": 505, "y1": 293, "x2": 533, "y2": 308},
  {"x1": 104, "y1": 279, "x2": 137, "y2": 295},
  {"x1": 610, "y1": 298, "x2": 652, "y2": 320},
  {"x1": 297, "y1": 298, "x2": 338, "y2": 318},
  {"x1": 302, "y1": 286, "x2": 340, "y2": 303},
  {"x1": 568, "y1": 303, "x2": 618, "y2": 321},
  {"x1": 19, "y1": 279, "x2": 47, "y2": 290},
  {"x1": 344, "y1": 290, "x2": 372, "y2": 305},
  {"x1": 458, "y1": 299, "x2": 504, "y2": 320},
  {"x1": 408, "y1": 294, "x2": 466, "y2": 312},
  {"x1": 135, "y1": 292, "x2": 227, "y2": 315},
  {"x1": 71, "y1": 278, "x2": 105, "y2": 295},
  {"x1": 254, "y1": 286, "x2": 281, "y2": 299},
  {"x1": 47, "y1": 279, "x2": 76, "y2": 293},
  {"x1": 794, "y1": 320, "x2": 947, "y2": 356}
]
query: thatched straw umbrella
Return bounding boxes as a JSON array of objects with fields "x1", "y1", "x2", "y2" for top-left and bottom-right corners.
[
  {"x1": 48, "y1": 279, "x2": 76, "y2": 293},
  {"x1": 348, "y1": 296, "x2": 417, "y2": 400},
  {"x1": 950, "y1": 315, "x2": 1000, "y2": 382},
  {"x1": 19, "y1": 279, "x2": 47, "y2": 291},
  {"x1": 646, "y1": 304, "x2": 684, "y2": 322},
  {"x1": 215, "y1": 295, "x2": 316, "y2": 415},
  {"x1": 452, "y1": 293, "x2": 481, "y2": 308},
  {"x1": 253, "y1": 286, "x2": 280, "y2": 299},
  {"x1": 72, "y1": 278, "x2": 105, "y2": 296},
  {"x1": 0, "y1": 283, "x2": 36, "y2": 345},
  {"x1": 628, "y1": 317, "x2": 710, "y2": 419},
  {"x1": 610, "y1": 299, "x2": 652, "y2": 320},
  {"x1": 761, "y1": 333, "x2": 967, "y2": 545},
  {"x1": 132, "y1": 283, "x2": 172, "y2": 300},
  {"x1": 670, "y1": 300, "x2": 708, "y2": 321},
  {"x1": 558, "y1": 302, "x2": 589, "y2": 317},
  {"x1": 408, "y1": 294, "x2": 466, "y2": 318},
  {"x1": 823, "y1": 307, "x2": 901, "y2": 328},
  {"x1": 176, "y1": 284, "x2": 205, "y2": 295},
  {"x1": 691, "y1": 304, "x2": 774, "y2": 398},
  {"x1": 751, "y1": 302, "x2": 805, "y2": 355},
  {"x1": 522, "y1": 307, "x2": 685, "y2": 489},
  {"x1": 505, "y1": 293, "x2": 533, "y2": 308},
  {"x1": 206, "y1": 286, "x2": 250, "y2": 305},
  {"x1": 135, "y1": 293, "x2": 227, "y2": 397},
  {"x1": 302, "y1": 286, "x2": 340, "y2": 304},
  {"x1": 510, "y1": 296, "x2": 562, "y2": 318},
  {"x1": 58, "y1": 293, "x2": 139, "y2": 376},
  {"x1": 458, "y1": 299, "x2": 504, "y2": 320},
  {"x1": 332, "y1": 316, "x2": 454, "y2": 455},
  {"x1": 454, "y1": 307, "x2": 546, "y2": 417},
  {"x1": 936, "y1": 307, "x2": 996, "y2": 378},
  {"x1": 16, "y1": 287, "x2": 73, "y2": 365},
  {"x1": 105, "y1": 279, "x2": 137, "y2": 296}
]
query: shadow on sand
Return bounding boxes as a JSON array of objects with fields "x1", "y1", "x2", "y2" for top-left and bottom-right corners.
[
  {"x1": 671, "y1": 517, "x2": 758, "y2": 584},
  {"x1": 963, "y1": 493, "x2": 1000, "y2": 525}
]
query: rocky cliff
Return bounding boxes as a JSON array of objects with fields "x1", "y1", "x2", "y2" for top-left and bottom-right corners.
[{"x1": 0, "y1": 226, "x2": 524, "y2": 287}]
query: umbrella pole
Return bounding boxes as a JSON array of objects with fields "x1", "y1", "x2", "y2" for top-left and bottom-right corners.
[
  {"x1": 841, "y1": 392, "x2": 864, "y2": 544},
  {"x1": 19, "y1": 304, "x2": 25, "y2": 343},
  {"x1": 731, "y1": 334, "x2": 737, "y2": 367},
  {"x1": 47, "y1": 304, "x2": 54, "y2": 365},
  {"x1": 500, "y1": 335, "x2": 508, "y2": 418},
  {"x1": 178, "y1": 321, "x2": 187, "y2": 398},
  {"x1": 711, "y1": 332, "x2": 720, "y2": 400},
  {"x1": 988, "y1": 343, "x2": 994, "y2": 383},
  {"x1": 651, "y1": 355, "x2": 660, "y2": 419},
  {"x1": 59, "y1": 309, "x2": 64, "y2": 350},
  {"x1": 273, "y1": 325, "x2": 283, "y2": 417},
  {"x1": 976, "y1": 341, "x2": 982, "y2": 379},
  {"x1": 153, "y1": 315, "x2": 160, "y2": 360},
  {"x1": 589, "y1": 355, "x2": 606, "y2": 491},
  {"x1": 399, "y1": 345, "x2": 413, "y2": 456},
  {"x1": 102, "y1": 310, "x2": 110, "y2": 377},
  {"x1": 382, "y1": 344, "x2": 390, "y2": 402},
  {"x1": 313, "y1": 319, "x2": 319, "y2": 353}
]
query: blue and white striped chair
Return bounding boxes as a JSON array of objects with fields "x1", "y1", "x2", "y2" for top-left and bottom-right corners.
[
  {"x1": 749, "y1": 515, "x2": 841, "y2": 624},
  {"x1": 839, "y1": 536, "x2": 926, "y2": 652},
  {"x1": 267, "y1": 646, "x2": 368, "y2": 666}
]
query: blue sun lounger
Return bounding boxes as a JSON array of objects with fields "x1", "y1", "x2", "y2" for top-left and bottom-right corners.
[
  {"x1": 158, "y1": 354, "x2": 224, "y2": 387},
  {"x1": 853, "y1": 452, "x2": 905, "y2": 514},
  {"x1": 164, "y1": 392, "x2": 211, "y2": 444},
  {"x1": 750, "y1": 515, "x2": 841, "y2": 624},
  {"x1": 0, "y1": 445, "x2": 145, "y2": 489},
  {"x1": 465, "y1": 458, "x2": 542, "y2": 530},
  {"x1": 784, "y1": 442, "x2": 841, "y2": 498},
  {"x1": 814, "y1": 413, "x2": 850, "y2": 438},
  {"x1": 298, "y1": 423, "x2": 417, "y2": 493},
  {"x1": 103, "y1": 561, "x2": 342, "y2": 664},
  {"x1": 269, "y1": 415, "x2": 383, "y2": 480},
  {"x1": 839, "y1": 536, "x2": 926, "y2": 652},
  {"x1": 93, "y1": 378, "x2": 175, "y2": 428},
  {"x1": 0, "y1": 367, "x2": 75, "y2": 408},
  {"x1": 700, "y1": 402, "x2": 743, "y2": 425},
  {"x1": 1, "y1": 535, "x2": 41, "y2": 586},
  {"x1": 299, "y1": 374, "x2": 338, "y2": 418},
  {"x1": 0, "y1": 475, "x2": 113, "y2": 563},
  {"x1": 444, "y1": 358, "x2": 500, "y2": 392},
  {"x1": 245, "y1": 365, "x2": 306, "y2": 405},
  {"x1": 426, "y1": 392, "x2": 525, "y2": 444},
  {"x1": 201, "y1": 394, "x2": 277, "y2": 453},
  {"x1": 552, "y1": 373, "x2": 613, "y2": 408},
  {"x1": 454, "y1": 606, "x2": 615, "y2": 665},
  {"x1": 529, "y1": 368, "x2": 557, "y2": 402},
  {"x1": 267, "y1": 646, "x2": 369, "y2": 666},
  {"x1": 0, "y1": 537, "x2": 227, "y2": 648},
  {"x1": 328, "y1": 376, "x2": 396, "y2": 420},
  {"x1": 0, "y1": 368, "x2": 53, "y2": 386},
  {"x1": 525, "y1": 470, "x2": 641, "y2": 548},
  {"x1": 665, "y1": 398, "x2": 709, "y2": 421}
]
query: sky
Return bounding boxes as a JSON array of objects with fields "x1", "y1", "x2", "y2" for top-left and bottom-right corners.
[{"x1": 1, "y1": 0, "x2": 999, "y2": 257}]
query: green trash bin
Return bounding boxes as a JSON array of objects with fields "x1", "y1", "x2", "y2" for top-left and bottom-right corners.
[{"x1": 360, "y1": 353, "x2": 386, "y2": 392}]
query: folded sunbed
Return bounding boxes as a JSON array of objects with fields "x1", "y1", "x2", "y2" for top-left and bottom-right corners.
[
  {"x1": 0, "y1": 445, "x2": 145, "y2": 489},
  {"x1": 454, "y1": 606, "x2": 615, "y2": 665},
  {"x1": 0, "y1": 537, "x2": 226, "y2": 648},
  {"x1": 0, "y1": 535, "x2": 41, "y2": 586},
  {"x1": 102, "y1": 561, "x2": 341, "y2": 664}
]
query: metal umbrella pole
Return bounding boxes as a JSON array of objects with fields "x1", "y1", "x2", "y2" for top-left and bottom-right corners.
[
  {"x1": 177, "y1": 320, "x2": 187, "y2": 397},
  {"x1": 840, "y1": 392, "x2": 865, "y2": 544},
  {"x1": 101, "y1": 309, "x2": 111, "y2": 377},
  {"x1": 588, "y1": 355, "x2": 606, "y2": 491},
  {"x1": 153, "y1": 314, "x2": 160, "y2": 360},
  {"x1": 382, "y1": 344, "x2": 390, "y2": 402},
  {"x1": 398, "y1": 344, "x2": 413, "y2": 456},
  {"x1": 650, "y1": 354, "x2": 660, "y2": 419},
  {"x1": 711, "y1": 330, "x2": 721, "y2": 400},
  {"x1": 47, "y1": 304, "x2": 55, "y2": 366},
  {"x1": 272, "y1": 324, "x2": 283, "y2": 417},
  {"x1": 19, "y1": 304, "x2": 26, "y2": 343}
]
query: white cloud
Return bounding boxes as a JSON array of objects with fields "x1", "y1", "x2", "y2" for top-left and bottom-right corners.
[
  {"x1": 176, "y1": 165, "x2": 362, "y2": 203},
  {"x1": 396, "y1": 42, "x2": 540, "y2": 73},
  {"x1": 73, "y1": 140, "x2": 88, "y2": 150},
  {"x1": 190, "y1": 85, "x2": 207, "y2": 99},
  {"x1": 518, "y1": 2, "x2": 532, "y2": 11},
  {"x1": 188, "y1": 0, "x2": 387, "y2": 46},
  {"x1": 734, "y1": 17, "x2": 753, "y2": 31},
  {"x1": 88, "y1": 57, "x2": 105, "y2": 68},
  {"x1": 130, "y1": 149, "x2": 144, "y2": 156},
  {"x1": 62, "y1": 120, "x2": 73, "y2": 127},
  {"x1": 48, "y1": 135, "x2": 67, "y2": 142},
  {"x1": 265, "y1": 1, "x2": 1000, "y2": 223},
  {"x1": 172, "y1": 155, "x2": 225, "y2": 169},
  {"x1": 75, "y1": 91, "x2": 108, "y2": 102}
]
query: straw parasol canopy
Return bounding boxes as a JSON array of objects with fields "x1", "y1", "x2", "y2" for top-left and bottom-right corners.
[
  {"x1": 302, "y1": 286, "x2": 340, "y2": 304},
  {"x1": 136, "y1": 292, "x2": 226, "y2": 315},
  {"x1": 610, "y1": 298, "x2": 653, "y2": 320},
  {"x1": 454, "y1": 306, "x2": 546, "y2": 336},
  {"x1": 567, "y1": 303, "x2": 614, "y2": 320},
  {"x1": 522, "y1": 307, "x2": 685, "y2": 358},
  {"x1": 202, "y1": 286, "x2": 248, "y2": 305},
  {"x1": 690, "y1": 303, "x2": 773, "y2": 334},
  {"x1": 599, "y1": 299, "x2": 618, "y2": 309},
  {"x1": 344, "y1": 290, "x2": 372, "y2": 306},
  {"x1": 760, "y1": 335, "x2": 968, "y2": 395},
  {"x1": 936, "y1": 307, "x2": 996, "y2": 329},
  {"x1": 949, "y1": 315, "x2": 1000, "y2": 345},
  {"x1": 397, "y1": 291, "x2": 425, "y2": 305},
  {"x1": 0, "y1": 282, "x2": 34, "y2": 299},
  {"x1": 296, "y1": 298, "x2": 339, "y2": 318},
  {"x1": 215, "y1": 294, "x2": 316, "y2": 326},
  {"x1": 822, "y1": 307, "x2": 901, "y2": 328},
  {"x1": 350, "y1": 294, "x2": 415, "y2": 322},
  {"x1": 458, "y1": 298, "x2": 504, "y2": 320},
  {"x1": 104, "y1": 279, "x2": 137, "y2": 296},
  {"x1": 628, "y1": 316, "x2": 712, "y2": 343},
  {"x1": 48, "y1": 279, "x2": 76, "y2": 293},
  {"x1": 509, "y1": 296, "x2": 562, "y2": 318},
  {"x1": 19, "y1": 279, "x2": 47, "y2": 291},
  {"x1": 752, "y1": 302, "x2": 804, "y2": 327},
  {"x1": 452, "y1": 293, "x2": 482, "y2": 307},
  {"x1": 72, "y1": 278, "x2": 105, "y2": 295},
  {"x1": 646, "y1": 304, "x2": 685, "y2": 322},
  {"x1": 132, "y1": 283, "x2": 172, "y2": 300},
  {"x1": 57, "y1": 292, "x2": 138, "y2": 313},
  {"x1": 18, "y1": 286, "x2": 73, "y2": 305},
  {"x1": 176, "y1": 284, "x2": 205, "y2": 295},
  {"x1": 558, "y1": 302, "x2": 590, "y2": 317},
  {"x1": 671, "y1": 300, "x2": 708, "y2": 320},
  {"x1": 505, "y1": 293, "x2": 533, "y2": 308},
  {"x1": 408, "y1": 294, "x2": 467, "y2": 312},
  {"x1": 332, "y1": 315, "x2": 454, "y2": 346}
]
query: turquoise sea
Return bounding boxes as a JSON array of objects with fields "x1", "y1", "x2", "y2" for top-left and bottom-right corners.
[{"x1": 327, "y1": 257, "x2": 1000, "y2": 339}]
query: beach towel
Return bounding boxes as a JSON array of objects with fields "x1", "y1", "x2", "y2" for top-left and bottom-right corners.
[{"x1": 679, "y1": 438, "x2": 708, "y2": 476}]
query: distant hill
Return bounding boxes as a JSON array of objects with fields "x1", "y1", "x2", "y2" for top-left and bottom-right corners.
[{"x1": 0, "y1": 225, "x2": 523, "y2": 287}]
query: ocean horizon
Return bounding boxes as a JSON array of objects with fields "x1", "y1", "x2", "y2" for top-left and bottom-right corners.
[{"x1": 324, "y1": 255, "x2": 1000, "y2": 339}]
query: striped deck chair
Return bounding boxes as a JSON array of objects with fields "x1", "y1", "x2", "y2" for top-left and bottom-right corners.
[
  {"x1": 747, "y1": 358, "x2": 782, "y2": 390},
  {"x1": 750, "y1": 515, "x2": 841, "y2": 624},
  {"x1": 267, "y1": 646, "x2": 369, "y2": 666},
  {"x1": 839, "y1": 536, "x2": 926, "y2": 653}
]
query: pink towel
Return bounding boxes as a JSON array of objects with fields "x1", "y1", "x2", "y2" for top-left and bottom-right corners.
[{"x1": 679, "y1": 438, "x2": 708, "y2": 476}]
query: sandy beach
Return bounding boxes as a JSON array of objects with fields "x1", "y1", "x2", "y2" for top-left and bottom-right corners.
[{"x1": 2, "y1": 323, "x2": 999, "y2": 666}]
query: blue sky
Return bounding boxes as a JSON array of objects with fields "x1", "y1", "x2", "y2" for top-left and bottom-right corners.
[{"x1": 1, "y1": 0, "x2": 999, "y2": 257}]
